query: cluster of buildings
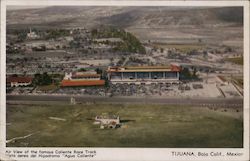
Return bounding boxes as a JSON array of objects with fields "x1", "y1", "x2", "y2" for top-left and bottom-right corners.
[
  {"x1": 60, "y1": 64, "x2": 181, "y2": 87},
  {"x1": 7, "y1": 64, "x2": 182, "y2": 89}
]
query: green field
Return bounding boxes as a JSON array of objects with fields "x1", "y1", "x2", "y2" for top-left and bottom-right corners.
[
  {"x1": 6, "y1": 103, "x2": 243, "y2": 147},
  {"x1": 152, "y1": 43, "x2": 205, "y2": 52},
  {"x1": 225, "y1": 56, "x2": 243, "y2": 65},
  {"x1": 37, "y1": 84, "x2": 59, "y2": 92}
]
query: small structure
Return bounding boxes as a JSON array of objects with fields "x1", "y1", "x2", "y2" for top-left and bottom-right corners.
[
  {"x1": 70, "y1": 97, "x2": 76, "y2": 105},
  {"x1": 94, "y1": 114, "x2": 120, "y2": 129},
  {"x1": 7, "y1": 76, "x2": 33, "y2": 87},
  {"x1": 27, "y1": 28, "x2": 40, "y2": 39}
]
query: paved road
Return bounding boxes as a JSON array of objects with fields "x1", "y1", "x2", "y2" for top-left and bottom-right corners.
[{"x1": 6, "y1": 95, "x2": 243, "y2": 107}]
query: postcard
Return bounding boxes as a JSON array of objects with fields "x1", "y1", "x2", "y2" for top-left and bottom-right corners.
[{"x1": 0, "y1": 0, "x2": 249, "y2": 160}]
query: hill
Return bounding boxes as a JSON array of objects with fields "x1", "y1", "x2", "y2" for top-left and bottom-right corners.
[
  {"x1": 7, "y1": 6, "x2": 243, "y2": 46},
  {"x1": 7, "y1": 6, "x2": 243, "y2": 28}
]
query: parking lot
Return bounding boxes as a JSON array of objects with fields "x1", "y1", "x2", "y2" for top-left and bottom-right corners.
[{"x1": 22, "y1": 81, "x2": 239, "y2": 98}]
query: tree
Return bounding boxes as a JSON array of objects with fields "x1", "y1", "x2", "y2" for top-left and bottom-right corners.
[
  {"x1": 42, "y1": 72, "x2": 52, "y2": 85},
  {"x1": 91, "y1": 29, "x2": 98, "y2": 37},
  {"x1": 32, "y1": 72, "x2": 52, "y2": 86},
  {"x1": 225, "y1": 46, "x2": 232, "y2": 53},
  {"x1": 110, "y1": 57, "x2": 114, "y2": 63},
  {"x1": 180, "y1": 68, "x2": 192, "y2": 80},
  {"x1": 79, "y1": 68, "x2": 87, "y2": 72},
  {"x1": 95, "y1": 68, "x2": 103, "y2": 75},
  {"x1": 192, "y1": 67, "x2": 197, "y2": 78},
  {"x1": 17, "y1": 32, "x2": 27, "y2": 42}
]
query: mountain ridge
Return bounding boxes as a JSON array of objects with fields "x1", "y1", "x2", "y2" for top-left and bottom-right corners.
[{"x1": 7, "y1": 6, "x2": 243, "y2": 29}]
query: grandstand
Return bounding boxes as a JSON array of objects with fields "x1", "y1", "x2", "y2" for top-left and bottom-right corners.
[{"x1": 107, "y1": 64, "x2": 181, "y2": 84}]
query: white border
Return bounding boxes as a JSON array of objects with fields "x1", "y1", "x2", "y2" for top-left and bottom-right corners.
[
  {"x1": 1, "y1": 1, "x2": 249, "y2": 161},
  {"x1": 0, "y1": 0, "x2": 7, "y2": 159},
  {"x1": 3, "y1": 0, "x2": 249, "y2": 6}
]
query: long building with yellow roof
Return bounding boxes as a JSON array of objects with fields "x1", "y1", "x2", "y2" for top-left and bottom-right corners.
[{"x1": 107, "y1": 64, "x2": 181, "y2": 84}]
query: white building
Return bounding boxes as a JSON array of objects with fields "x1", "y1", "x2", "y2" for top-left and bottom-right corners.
[
  {"x1": 27, "y1": 28, "x2": 39, "y2": 39},
  {"x1": 7, "y1": 76, "x2": 33, "y2": 87}
]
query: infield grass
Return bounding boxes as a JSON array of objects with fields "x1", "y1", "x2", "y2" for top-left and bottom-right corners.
[{"x1": 6, "y1": 103, "x2": 243, "y2": 147}]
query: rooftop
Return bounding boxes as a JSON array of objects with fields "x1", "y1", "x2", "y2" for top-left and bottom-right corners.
[
  {"x1": 7, "y1": 76, "x2": 33, "y2": 83},
  {"x1": 108, "y1": 65, "x2": 181, "y2": 72},
  {"x1": 71, "y1": 74, "x2": 101, "y2": 78},
  {"x1": 61, "y1": 80, "x2": 105, "y2": 87}
]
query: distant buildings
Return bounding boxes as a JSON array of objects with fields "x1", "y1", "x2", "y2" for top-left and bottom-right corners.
[
  {"x1": 94, "y1": 38, "x2": 123, "y2": 43},
  {"x1": 25, "y1": 39, "x2": 70, "y2": 51},
  {"x1": 107, "y1": 64, "x2": 181, "y2": 84},
  {"x1": 7, "y1": 76, "x2": 33, "y2": 87},
  {"x1": 61, "y1": 71, "x2": 105, "y2": 87},
  {"x1": 27, "y1": 28, "x2": 40, "y2": 39}
]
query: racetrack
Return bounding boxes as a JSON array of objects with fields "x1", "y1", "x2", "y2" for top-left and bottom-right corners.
[{"x1": 6, "y1": 94, "x2": 243, "y2": 107}]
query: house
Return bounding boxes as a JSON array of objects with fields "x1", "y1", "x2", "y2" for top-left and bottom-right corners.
[
  {"x1": 7, "y1": 76, "x2": 33, "y2": 87},
  {"x1": 27, "y1": 28, "x2": 40, "y2": 39}
]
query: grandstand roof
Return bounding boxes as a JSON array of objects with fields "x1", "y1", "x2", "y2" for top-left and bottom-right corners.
[
  {"x1": 7, "y1": 76, "x2": 33, "y2": 83},
  {"x1": 71, "y1": 74, "x2": 101, "y2": 78},
  {"x1": 108, "y1": 65, "x2": 181, "y2": 72}
]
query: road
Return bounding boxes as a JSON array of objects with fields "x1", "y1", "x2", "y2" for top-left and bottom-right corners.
[{"x1": 6, "y1": 95, "x2": 243, "y2": 107}]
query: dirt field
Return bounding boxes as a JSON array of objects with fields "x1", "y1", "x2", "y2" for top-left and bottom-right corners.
[
  {"x1": 6, "y1": 102, "x2": 243, "y2": 147},
  {"x1": 129, "y1": 27, "x2": 243, "y2": 48}
]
